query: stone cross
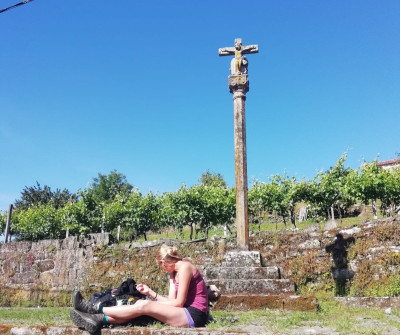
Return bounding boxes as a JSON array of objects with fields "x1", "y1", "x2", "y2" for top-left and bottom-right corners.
[
  {"x1": 219, "y1": 38, "x2": 258, "y2": 250},
  {"x1": 219, "y1": 38, "x2": 258, "y2": 79}
]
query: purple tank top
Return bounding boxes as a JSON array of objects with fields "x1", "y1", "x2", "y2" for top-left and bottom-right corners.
[{"x1": 173, "y1": 269, "x2": 208, "y2": 313}]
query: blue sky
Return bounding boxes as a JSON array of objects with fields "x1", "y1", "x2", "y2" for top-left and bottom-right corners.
[{"x1": 1, "y1": 0, "x2": 399, "y2": 212}]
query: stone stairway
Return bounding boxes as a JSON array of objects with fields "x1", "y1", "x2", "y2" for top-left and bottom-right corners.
[{"x1": 204, "y1": 251, "x2": 317, "y2": 311}]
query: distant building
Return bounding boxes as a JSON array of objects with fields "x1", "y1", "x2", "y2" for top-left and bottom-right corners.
[{"x1": 377, "y1": 158, "x2": 400, "y2": 171}]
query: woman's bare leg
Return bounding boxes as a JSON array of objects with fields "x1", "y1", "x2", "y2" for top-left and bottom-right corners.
[{"x1": 103, "y1": 300, "x2": 188, "y2": 327}]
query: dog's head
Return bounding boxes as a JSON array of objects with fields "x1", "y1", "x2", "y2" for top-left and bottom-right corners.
[{"x1": 207, "y1": 285, "x2": 221, "y2": 307}]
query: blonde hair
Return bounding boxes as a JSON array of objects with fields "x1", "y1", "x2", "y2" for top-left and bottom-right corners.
[{"x1": 156, "y1": 244, "x2": 182, "y2": 266}]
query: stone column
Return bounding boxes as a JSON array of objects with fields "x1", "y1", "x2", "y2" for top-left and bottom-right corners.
[{"x1": 230, "y1": 75, "x2": 249, "y2": 250}]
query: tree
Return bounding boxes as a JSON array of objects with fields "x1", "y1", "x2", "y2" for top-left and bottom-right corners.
[
  {"x1": 157, "y1": 191, "x2": 187, "y2": 238},
  {"x1": 159, "y1": 185, "x2": 203, "y2": 240},
  {"x1": 312, "y1": 154, "x2": 352, "y2": 222},
  {"x1": 380, "y1": 167, "x2": 400, "y2": 217},
  {"x1": 248, "y1": 180, "x2": 273, "y2": 231},
  {"x1": 186, "y1": 184, "x2": 208, "y2": 239},
  {"x1": 12, "y1": 204, "x2": 62, "y2": 241},
  {"x1": 249, "y1": 179, "x2": 292, "y2": 230},
  {"x1": 76, "y1": 189, "x2": 103, "y2": 233},
  {"x1": 357, "y1": 160, "x2": 386, "y2": 219},
  {"x1": 199, "y1": 170, "x2": 227, "y2": 188},
  {"x1": 14, "y1": 182, "x2": 76, "y2": 210},
  {"x1": 0, "y1": 210, "x2": 6, "y2": 234},
  {"x1": 195, "y1": 184, "x2": 235, "y2": 239},
  {"x1": 59, "y1": 200, "x2": 91, "y2": 236},
  {"x1": 127, "y1": 191, "x2": 160, "y2": 241},
  {"x1": 341, "y1": 169, "x2": 360, "y2": 216},
  {"x1": 269, "y1": 178, "x2": 289, "y2": 228},
  {"x1": 272, "y1": 175, "x2": 311, "y2": 229},
  {"x1": 87, "y1": 170, "x2": 133, "y2": 203},
  {"x1": 76, "y1": 171, "x2": 133, "y2": 235},
  {"x1": 102, "y1": 193, "x2": 133, "y2": 236},
  {"x1": 52, "y1": 188, "x2": 78, "y2": 209}
]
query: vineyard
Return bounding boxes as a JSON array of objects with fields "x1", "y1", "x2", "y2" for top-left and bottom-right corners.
[{"x1": 1, "y1": 155, "x2": 400, "y2": 242}]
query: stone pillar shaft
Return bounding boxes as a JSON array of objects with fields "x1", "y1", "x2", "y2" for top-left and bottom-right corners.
[{"x1": 233, "y1": 89, "x2": 249, "y2": 250}]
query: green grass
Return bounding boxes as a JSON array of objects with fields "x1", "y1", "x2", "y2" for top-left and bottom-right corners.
[
  {"x1": 0, "y1": 307, "x2": 72, "y2": 326},
  {"x1": 2, "y1": 301, "x2": 399, "y2": 334},
  {"x1": 208, "y1": 300, "x2": 400, "y2": 334}
]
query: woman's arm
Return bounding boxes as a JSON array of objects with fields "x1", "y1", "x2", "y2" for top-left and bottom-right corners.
[
  {"x1": 136, "y1": 274, "x2": 178, "y2": 303},
  {"x1": 157, "y1": 263, "x2": 192, "y2": 307},
  {"x1": 136, "y1": 283, "x2": 173, "y2": 302},
  {"x1": 168, "y1": 275, "x2": 177, "y2": 300}
]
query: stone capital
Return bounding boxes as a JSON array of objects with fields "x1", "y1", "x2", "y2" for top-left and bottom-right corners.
[{"x1": 229, "y1": 74, "x2": 249, "y2": 94}]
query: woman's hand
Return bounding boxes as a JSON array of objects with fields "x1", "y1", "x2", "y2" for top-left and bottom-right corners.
[{"x1": 136, "y1": 283, "x2": 151, "y2": 296}]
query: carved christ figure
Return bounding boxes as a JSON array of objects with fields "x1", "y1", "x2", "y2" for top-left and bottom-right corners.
[{"x1": 219, "y1": 38, "x2": 258, "y2": 75}]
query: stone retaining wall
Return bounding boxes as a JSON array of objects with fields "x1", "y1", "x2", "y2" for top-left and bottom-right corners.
[
  {"x1": 1, "y1": 217, "x2": 399, "y2": 307},
  {"x1": 0, "y1": 234, "x2": 112, "y2": 292}
]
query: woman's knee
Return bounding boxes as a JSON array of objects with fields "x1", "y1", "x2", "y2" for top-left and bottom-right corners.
[{"x1": 134, "y1": 299, "x2": 150, "y2": 312}]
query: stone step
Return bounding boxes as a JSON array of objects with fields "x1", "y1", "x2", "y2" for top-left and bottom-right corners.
[
  {"x1": 206, "y1": 279, "x2": 295, "y2": 295},
  {"x1": 213, "y1": 294, "x2": 318, "y2": 312},
  {"x1": 220, "y1": 251, "x2": 261, "y2": 267},
  {"x1": 204, "y1": 266, "x2": 280, "y2": 280}
]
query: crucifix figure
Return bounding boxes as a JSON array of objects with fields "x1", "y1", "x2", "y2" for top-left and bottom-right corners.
[
  {"x1": 219, "y1": 38, "x2": 258, "y2": 251},
  {"x1": 219, "y1": 38, "x2": 258, "y2": 76}
]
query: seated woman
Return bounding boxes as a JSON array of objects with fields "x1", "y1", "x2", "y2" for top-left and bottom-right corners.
[{"x1": 70, "y1": 244, "x2": 209, "y2": 333}]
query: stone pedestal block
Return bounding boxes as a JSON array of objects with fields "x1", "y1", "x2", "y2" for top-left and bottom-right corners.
[
  {"x1": 204, "y1": 266, "x2": 280, "y2": 280},
  {"x1": 206, "y1": 279, "x2": 295, "y2": 295},
  {"x1": 221, "y1": 251, "x2": 261, "y2": 267}
]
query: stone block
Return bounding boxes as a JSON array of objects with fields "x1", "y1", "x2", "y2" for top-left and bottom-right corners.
[
  {"x1": 39, "y1": 272, "x2": 53, "y2": 286},
  {"x1": 1, "y1": 241, "x2": 32, "y2": 253},
  {"x1": 10, "y1": 327, "x2": 45, "y2": 335},
  {"x1": 213, "y1": 294, "x2": 318, "y2": 312},
  {"x1": 19, "y1": 261, "x2": 33, "y2": 273},
  {"x1": 220, "y1": 251, "x2": 261, "y2": 267},
  {"x1": 335, "y1": 297, "x2": 400, "y2": 309},
  {"x1": 339, "y1": 227, "x2": 361, "y2": 236},
  {"x1": 37, "y1": 260, "x2": 55, "y2": 272},
  {"x1": 46, "y1": 328, "x2": 83, "y2": 335},
  {"x1": 206, "y1": 279, "x2": 295, "y2": 295},
  {"x1": 10, "y1": 272, "x2": 35, "y2": 285},
  {"x1": 61, "y1": 236, "x2": 78, "y2": 250},
  {"x1": 84, "y1": 233, "x2": 114, "y2": 247},
  {"x1": 204, "y1": 266, "x2": 279, "y2": 280},
  {"x1": 298, "y1": 239, "x2": 320, "y2": 250},
  {"x1": 36, "y1": 239, "x2": 56, "y2": 251}
]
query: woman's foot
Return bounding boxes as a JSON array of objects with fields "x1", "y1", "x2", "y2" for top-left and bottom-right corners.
[{"x1": 70, "y1": 309, "x2": 104, "y2": 333}]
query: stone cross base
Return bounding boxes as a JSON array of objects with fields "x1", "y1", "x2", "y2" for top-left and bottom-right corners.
[{"x1": 204, "y1": 251, "x2": 318, "y2": 312}]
